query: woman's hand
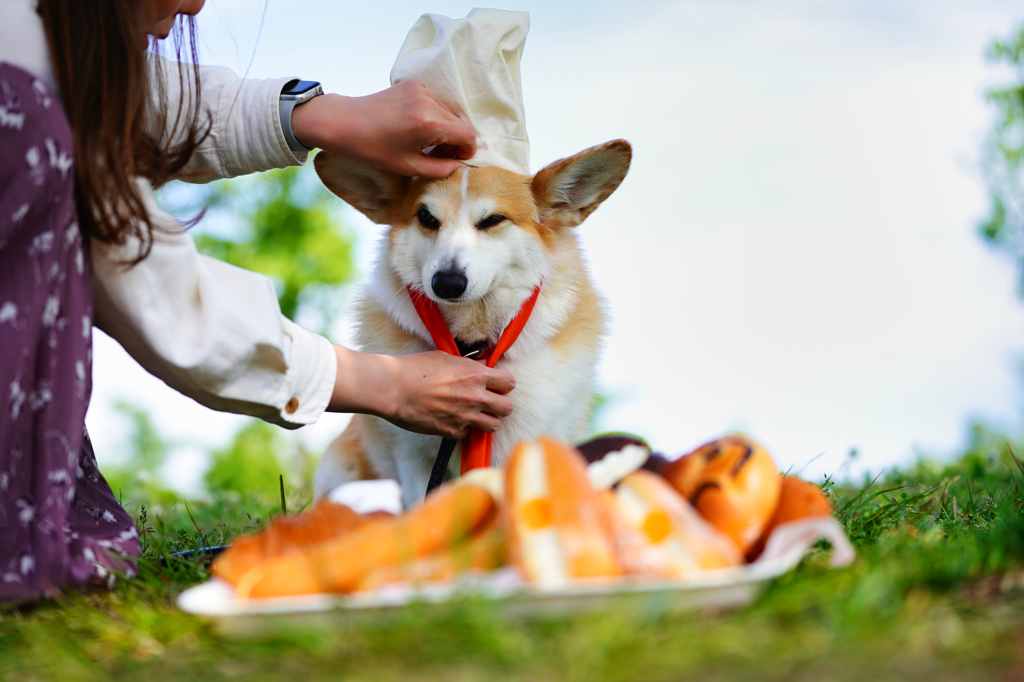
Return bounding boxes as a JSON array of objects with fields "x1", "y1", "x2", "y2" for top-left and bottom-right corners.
[
  {"x1": 290, "y1": 80, "x2": 477, "y2": 180},
  {"x1": 329, "y1": 346, "x2": 515, "y2": 438}
]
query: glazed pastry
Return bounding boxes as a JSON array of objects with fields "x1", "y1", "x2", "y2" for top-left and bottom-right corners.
[
  {"x1": 748, "y1": 476, "x2": 834, "y2": 560},
  {"x1": 212, "y1": 498, "x2": 363, "y2": 585},
  {"x1": 504, "y1": 436, "x2": 622, "y2": 590},
  {"x1": 233, "y1": 483, "x2": 496, "y2": 598},
  {"x1": 660, "y1": 435, "x2": 781, "y2": 554},
  {"x1": 609, "y1": 470, "x2": 742, "y2": 578}
]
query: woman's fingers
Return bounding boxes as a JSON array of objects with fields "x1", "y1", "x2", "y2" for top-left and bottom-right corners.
[
  {"x1": 399, "y1": 79, "x2": 477, "y2": 150},
  {"x1": 484, "y1": 367, "x2": 516, "y2": 395},
  {"x1": 294, "y1": 80, "x2": 479, "y2": 179},
  {"x1": 469, "y1": 411, "x2": 502, "y2": 434},
  {"x1": 410, "y1": 96, "x2": 477, "y2": 178},
  {"x1": 483, "y1": 394, "x2": 514, "y2": 419},
  {"x1": 407, "y1": 155, "x2": 469, "y2": 180},
  {"x1": 432, "y1": 125, "x2": 477, "y2": 160},
  {"x1": 361, "y1": 351, "x2": 516, "y2": 437}
]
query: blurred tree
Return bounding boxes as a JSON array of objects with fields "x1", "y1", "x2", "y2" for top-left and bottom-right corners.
[
  {"x1": 103, "y1": 401, "x2": 179, "y2": 506},
  {"x1": 112, "y1": 400, "x2": 169, "y2": 473},
  {"x1": 162, "y1": 163, "x2": 357, "y2": 337},
  {"x1": 100, "y1": 399, "x2": 316, "y2": 507},
  {"x1": 980, "y1": 25, "x2": 1024, "y2": 288},
  {"x1": 584, "y1": 389, "x2": 612, "y2": 438},
  {"x1": 202, "y1": 419, "x2": 316, "y2": 505},
  {"x1": 203, "y1": 420, "x2": 284, "y2": 499},
  {"x1": 144, "y1": 165, "x2": 355, "y2": 503}
]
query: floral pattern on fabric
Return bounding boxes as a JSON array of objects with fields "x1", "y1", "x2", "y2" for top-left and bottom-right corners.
[{"x1": 0, "y1": 62, "x2": 139, "y2": 603}]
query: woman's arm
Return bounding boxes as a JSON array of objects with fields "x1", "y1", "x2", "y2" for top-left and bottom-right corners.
[
  {"x1": 93, "y1": 178, "x2": 332, "y2": 427},
  {"x1": 153, "y1": 57, "x2": 477, "y2": 184}
]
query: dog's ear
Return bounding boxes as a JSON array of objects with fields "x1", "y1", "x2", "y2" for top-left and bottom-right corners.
[
  {"x1": 314, "y1": 152, "x2": 411, "y2": 225},
  {"x1": 531, "y1": 140, "x2": 631, "y2": 228}
]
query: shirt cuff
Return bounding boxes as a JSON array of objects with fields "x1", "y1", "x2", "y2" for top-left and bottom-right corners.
[{"x1": 275, "y1": 318, "x2": 336, "y2": 427}]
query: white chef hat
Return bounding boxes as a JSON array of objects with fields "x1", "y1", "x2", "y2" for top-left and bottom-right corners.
[{"x1": 390, "y1": 8, "x2": 531, "y2": 175}]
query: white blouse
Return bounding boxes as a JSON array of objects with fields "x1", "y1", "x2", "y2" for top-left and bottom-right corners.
[{"x1": 0, "y1": 0, "x2": 338, "y2": 429}]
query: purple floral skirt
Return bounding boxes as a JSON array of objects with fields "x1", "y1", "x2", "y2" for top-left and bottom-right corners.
[{"x1": 0, "y1": 62, "x2": 139, "y2": 603}]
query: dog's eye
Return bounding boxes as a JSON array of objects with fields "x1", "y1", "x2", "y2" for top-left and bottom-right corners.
[
  {"x1": 417, "y1": 206, "x2": 441, "y2": 230},
  {"x1": 477, "y1": 214, "x2": 507, "y2": 230}
]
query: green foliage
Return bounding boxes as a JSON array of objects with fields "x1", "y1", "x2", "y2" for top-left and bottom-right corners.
[
  {"x1": 103, "y1": 401, "x2": 180, "y2": 508},
  {"x1": 112, "y1": 401, "x2": 169, "y2": 473},
  {"x1": 980, "y1": 24, "x2": 1024, "y2": 288},
  {"x1": 202, "y1": 420, "x2": 288, "y2": 504},
  {"x1": 163, "y1": 163, "x2": 357, "y2": 336},
  {"x1": 828, "y1": 424, "x2": 1023, "y2": 550},
  {"x1": 584, "y1": 389, "x2": 613, "y2": 438},
  {"x1": 103, "y1": 402, "x2": 317, "y2": 517}
]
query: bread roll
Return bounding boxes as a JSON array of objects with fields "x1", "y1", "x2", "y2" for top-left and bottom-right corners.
[
  {"x1": 747, "y1": 476, "x2": 833, "y2": 560},
  {"x1": 234, "y1": 483, "x2": 496, "y2": 598},
  {"x1": 504, "y1": 437, "x2": 622, "y2": 590},
  {"x1": 609, "y1": 470, "x2": 742, "y2": 578},
  {"x1": 212, "y1": 499, "x2": 363, "y2": 585},
  {"x1": 660, "y1": 435, "x2": 780, "y2": 554}
]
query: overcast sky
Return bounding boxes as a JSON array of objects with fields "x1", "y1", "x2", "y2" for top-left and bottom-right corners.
[{"x1": 88, "y1": 0, "x2": 1024, "y2": 493}]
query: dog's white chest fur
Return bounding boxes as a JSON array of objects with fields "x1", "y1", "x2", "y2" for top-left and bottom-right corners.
[{"x1": 349, "y1": 230, "x2": 603, "y2": 507}]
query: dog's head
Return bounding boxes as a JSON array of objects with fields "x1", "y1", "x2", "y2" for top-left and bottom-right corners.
[{"x1": 315, "y1": 140, "x2": 631, "y2": 304}]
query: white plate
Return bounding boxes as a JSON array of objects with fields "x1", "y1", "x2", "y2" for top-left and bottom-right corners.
[{"x1": 177, "y1": 517, "x2": 854, "y2": 634}]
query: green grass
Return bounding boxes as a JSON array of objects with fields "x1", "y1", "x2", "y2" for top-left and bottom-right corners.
[{"x1": 3, "y1": 436, "x2": 1024, "y2": 682}]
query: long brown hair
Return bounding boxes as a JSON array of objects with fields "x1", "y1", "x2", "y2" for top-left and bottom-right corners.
[{"x1": 36, "y1": 0, "x2": 209, "y2": 263}]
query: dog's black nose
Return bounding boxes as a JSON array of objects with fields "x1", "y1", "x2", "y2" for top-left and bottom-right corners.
[{"x1": 431, "y1": 269, "x2": 468, "y2": 300}]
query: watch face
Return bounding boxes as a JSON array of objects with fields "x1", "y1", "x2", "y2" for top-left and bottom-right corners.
[{"x1": 282, "y1": 79, "x2": 321, "y2": 96}]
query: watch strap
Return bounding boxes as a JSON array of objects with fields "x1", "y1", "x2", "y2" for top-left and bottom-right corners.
[{"x1": 279, "y1": 82, "x2": 323, "y2": 153}]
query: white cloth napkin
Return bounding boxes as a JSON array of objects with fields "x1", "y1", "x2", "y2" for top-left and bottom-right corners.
[
  {"x1": 327, "y1": 479, "x2": 404, "y2": 515},
  {"x1": 390, "y1": 8, "x2": 531, "y2": 175}
]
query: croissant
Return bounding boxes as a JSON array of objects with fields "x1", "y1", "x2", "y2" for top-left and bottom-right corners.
[
  {"x1": 234, "y1": 483, "x2": 497, "y2": 598},
  {"x1": 212, "y1": 498, "x2": 363, "y2": 585}
]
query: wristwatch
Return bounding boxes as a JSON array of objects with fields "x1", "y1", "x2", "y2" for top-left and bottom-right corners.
[{"x1": 279, "y1": 79, "x2": 324, "y2": 152}]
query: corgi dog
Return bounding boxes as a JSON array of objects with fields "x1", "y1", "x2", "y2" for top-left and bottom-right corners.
[{"x1": 312, "y1": 140, "x2": 632, "y2": 508}]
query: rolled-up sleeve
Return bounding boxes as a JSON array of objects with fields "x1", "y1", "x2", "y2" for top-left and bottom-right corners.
[
  {"x1": 91, "y1": 179, "x2": 337, "y2": 428},
  {"x1": 150, "y1": 55, "x2": 308, "y2": 183}
]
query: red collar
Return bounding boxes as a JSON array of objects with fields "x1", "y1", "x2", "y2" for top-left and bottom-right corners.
[{"x1": 406, "y1": 282, "x2": 542, "y2": 473}]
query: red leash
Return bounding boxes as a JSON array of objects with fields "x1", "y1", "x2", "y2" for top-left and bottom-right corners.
[{"x1": 407, "y1": 283, "x2": 541, "y2": 473}]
